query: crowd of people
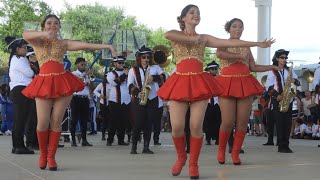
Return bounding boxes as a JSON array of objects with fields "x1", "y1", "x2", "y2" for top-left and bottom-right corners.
[{"x1": 1, "y1": 3, "x2": 319, "y2": 180}]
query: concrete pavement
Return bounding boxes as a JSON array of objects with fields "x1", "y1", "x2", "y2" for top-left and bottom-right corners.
[{"x1": 0, "y1": 133, "x2": 319, "y2": 180}]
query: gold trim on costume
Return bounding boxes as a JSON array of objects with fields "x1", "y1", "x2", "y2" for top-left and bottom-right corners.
[
  {"x1": 176, "y1": 72, "x2": 203, "y2": 75},
  {"x1": 39, "y1": 71, "x2": 66, "y2": 76},
  {"x1": 220, "y1": 74, "x2": 250, "y2": 77}
]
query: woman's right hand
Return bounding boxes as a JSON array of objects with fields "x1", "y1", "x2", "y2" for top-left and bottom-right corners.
[{"x1": 259, "y1": 38, "x2": 276, "y2": 48}]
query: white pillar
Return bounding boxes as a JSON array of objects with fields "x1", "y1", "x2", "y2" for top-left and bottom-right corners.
[{"x1": 255, "y1": 0, "x2": 272, "y2": 83}]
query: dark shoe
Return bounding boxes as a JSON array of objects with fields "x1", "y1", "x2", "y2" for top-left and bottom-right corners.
[
  {"x1": 130, "y1": 142, "x2": 137, "y2": 154},
  {"x1": 118, "y1": 141, "x2": 129, "y2": 146},
  {"x1": 263, "y1": 142, "x2": 274, "y2": 146},
  {"x1": 15, "y1": 147, "x2": 35, "y2": 154},
  {"x1": 106, "y1": 142, "x2": 112, "y2": 146},
  {"x1": 88, "y1": 131, "x2": 96, "y2": 135},
  {"x1": 101, "y1": 136, "x2": 106, "y2": 141},
  {"x1": 154, "y1": 141, "x2": 162, "y2": 146},
  {"x1": 278, "y1": 147, "x2": 293, "y2": 153},
  {"x1": 81, "y1": 140, "x2": 93, "y2": 146},
  {"x1": 318, "y1": 145, "x2": 320, "y2": 147},
  {"x1": 11, "y1": 148, "x2": 16, "y2": 154},
  {"x1": 142, "y1": 148, "x2": 154, "y2": 154},
  {"x1": 71, "y1": 141, "x2": 77, "y2": 147},
  {"x1": 205, "y1": 140, "x2": 211, "y2": 145}
]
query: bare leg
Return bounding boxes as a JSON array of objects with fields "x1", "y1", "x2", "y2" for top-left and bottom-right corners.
[
  {"x1": 235, "y1": 97, "x2": 253, "y2": 131},
  {"x1": 170, "y1": 101, "x2": 189, "y2": 137},
  {"x1": 35, "y1": 98, "x2": 53, "y2": 131},
  {"x1": 189, "y1": 100, "x2": 208, "y2": 138},
  {"x1": 50, "y1": 96, "x2": 73, "y2": 132}
]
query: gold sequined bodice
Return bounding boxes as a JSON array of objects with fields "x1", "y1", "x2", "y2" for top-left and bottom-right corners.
[
  {"x1": 219, "y1": 47, "x2": 249, "y2": 69},
  {"x1": 34, "y1": 39, "x2": 66, "y2": 66},
  {"x1": 173, "y1": 42, "x2": 205, "y2": 64}
]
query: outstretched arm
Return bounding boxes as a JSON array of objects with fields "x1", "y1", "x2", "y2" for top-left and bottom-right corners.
[
  {"x1": 66, "y1": 40, "x2": 116, "y2": 55},
  {"x1": 248, "y1": 48, "x2": 278, "y2": 72},
  {"x1": 164, "y1": 30, "x2": 199, "y2": 43},
  {"x1": 204, "y1": 34, "x2": 275, "y2": 48}
]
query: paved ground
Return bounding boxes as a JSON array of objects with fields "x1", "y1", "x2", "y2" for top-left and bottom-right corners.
[{"x1": 0, "y1": 132, "x2": 320, "y2": 180}]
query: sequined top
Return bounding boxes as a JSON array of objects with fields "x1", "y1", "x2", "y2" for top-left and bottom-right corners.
[
  {"x1": 34, "y1": 39, "x2": 66, "y2": 66},
  {"x1": 173, "y1": 41, "x2": 205, "y2": 64},
  {"x1": 219, "y1": 47, "x2": 249, "y2": 69}
]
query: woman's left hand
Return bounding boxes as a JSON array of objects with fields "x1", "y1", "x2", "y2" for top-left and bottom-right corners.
[{"x1": 259, "y1": 38, "x2": 276, "y2": 48}]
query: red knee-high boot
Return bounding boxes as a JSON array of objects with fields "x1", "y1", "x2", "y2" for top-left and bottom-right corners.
[
  {"x1": 37, "y1": 130, "x2": 49, "y2": 169},
  {"x1": 217, "y1": 130, "x2": 231, "y2": 164},
  {"x1": 47, "y1": 130, "x2": 61, "y2": 171},
  {"x1": 231, "y1": 130, "x2": 246, "y2": 165},
  {"x1": 171, "y1": 135, "x2": 187, "y2": 176},
  {"x1": 189, "y1": 136, "x2": 203, "y2": 179}
]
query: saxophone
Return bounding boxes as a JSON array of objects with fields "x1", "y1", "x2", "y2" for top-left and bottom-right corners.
[
  {"x1": 279, "y1": 63, "x2": 295, "y2": 112},
  {"x1": 139, "y1": 66, "x2": 152, "y2": 106}
]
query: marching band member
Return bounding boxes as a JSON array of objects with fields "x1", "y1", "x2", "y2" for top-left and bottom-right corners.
[
  {"x1": 106, "y1": 56, "x2": 131, "y2": 146},
  {"x1": 264, "y1": 49, "x2": 299, "y2": 153},
  {"x1": 5, "y1": 36, "x2": 36, "y2": 154},
  {"x1": 127, "y1": 45, "x2": 166, "y2": 154},
  {"x1": 93, "y1": 77, "x2": 111, "y2": 141},
  {"x1": 70, "y1": 57, "x2": 93, "y2": 147}
]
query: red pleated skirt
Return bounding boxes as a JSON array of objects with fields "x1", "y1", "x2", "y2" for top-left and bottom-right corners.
[
  {"x1": 216, "y1": 63, "x2": 264, "y2": 98},
  {"x1": 22, "y1": 60, "x2": 85, "y2": 99},
  {"x1": 157, "y1": 58, "x2": 223, "y2": 102}
]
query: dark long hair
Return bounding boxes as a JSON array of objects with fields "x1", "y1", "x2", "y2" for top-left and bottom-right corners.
[
  {"x1": 4, "y1": 37, "x2": 27, "y2": 75},
  {"x1": 272, "y1": 50, "x2": 289, "y2": 69}
]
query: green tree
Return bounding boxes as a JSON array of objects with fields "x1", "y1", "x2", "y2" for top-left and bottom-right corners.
[
  {"x1": 0, "y1": 0, "x2": 52, "y2": 72},
  {"x1": 59, "y1": 2, "x2": 146, "y2": 78}
]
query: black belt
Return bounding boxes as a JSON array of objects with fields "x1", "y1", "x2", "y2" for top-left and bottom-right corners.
[{"x1": 74, "y1": 95, "x2": 88, "y2": 98}]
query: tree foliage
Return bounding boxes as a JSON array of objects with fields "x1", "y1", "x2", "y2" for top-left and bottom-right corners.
[{"x1": 0, "y1": 0, "x2": 52, "y2": 73}]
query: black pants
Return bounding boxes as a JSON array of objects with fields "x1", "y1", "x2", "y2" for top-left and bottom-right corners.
[
  {"x1": 99, "y1": 103, "x2": 109, "y2": 135},
  {"x1": 203, "y1": 103, "x2": 221, "y2": 141},
  {"x1": 70, "y1": 96, "x2": 89, "y2": 140},
  {"x1": 107, "y1": 101, "x2": 130, "y2": 143},
  {"x1": 265, "y1": 108, "x2": 276, "y2": 143},
  {"x1": 152, "y1": 102, "x2": 163, "y2": 143},
  {"x1": 275, "y1": 104, "x2": 292, "y2": 148},
  {"x1": 185, "y1": 108, "x2": 191, "y2": 150},
  {"x1": 10, "y1": 86, "x2": 37, "y2": 148},
  {"x1": 131, "y1": 97, "x2": 157, "y2": 145}
]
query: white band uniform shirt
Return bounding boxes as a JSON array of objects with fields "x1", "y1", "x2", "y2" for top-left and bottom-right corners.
[
  {"x1": 107, "y1": 70, "x2": 131, "y2": 105},
  {"x1": 72, "y1": 70, "x2": 90, "y2": 96},
  {"x1": 9, "y1": 55, "x2": 34, "y2": 90}
]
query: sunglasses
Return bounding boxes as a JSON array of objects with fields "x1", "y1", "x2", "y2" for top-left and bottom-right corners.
[
  {"x1": 79, "y1": 63, "x2": 87, "y2": 66},
  {"x1": 210, "y1": 68, "x2": 218, "y2": 70},
  {"x1": 278, "y1": 56, "x2": 288, "y2": 60},
  {"x1": 141, "y1": 55, "x2": 151, "y2": 59},
  {"x1": 117, "y1": 61, "x2": 125, "y2": 64}
]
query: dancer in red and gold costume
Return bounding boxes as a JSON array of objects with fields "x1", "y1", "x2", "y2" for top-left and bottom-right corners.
[
  {"x1": 215, "y1": 18, "x2": 278, "y2": 166},
  {"x1": 157, "y1": 5, "x2": 275, "y2": 179},
  {"x1": 22, "y1": 14, "x2": 116, "y2": 171}
]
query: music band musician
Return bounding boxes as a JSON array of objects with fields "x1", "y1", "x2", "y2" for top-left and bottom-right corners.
[
  {"x1": 93, "y1": 77, "x2": 111, "y2": 141},
  {"x1": 106, "y1": 56, "x2": 131, "y2": 146},
  {"x1": 264, "y1": 49, "x2": 299, "y2": 153},
  {"x1": 70, "y1": 57, "x2": 93, "y2": 147},
  {"x1": 127, "y1": 45, "x2": 166, "y2": 154}
]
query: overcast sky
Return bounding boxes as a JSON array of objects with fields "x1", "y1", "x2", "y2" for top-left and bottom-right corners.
[{"x1": 43, "y1": 0, "x2": 320, "y2": 65}]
